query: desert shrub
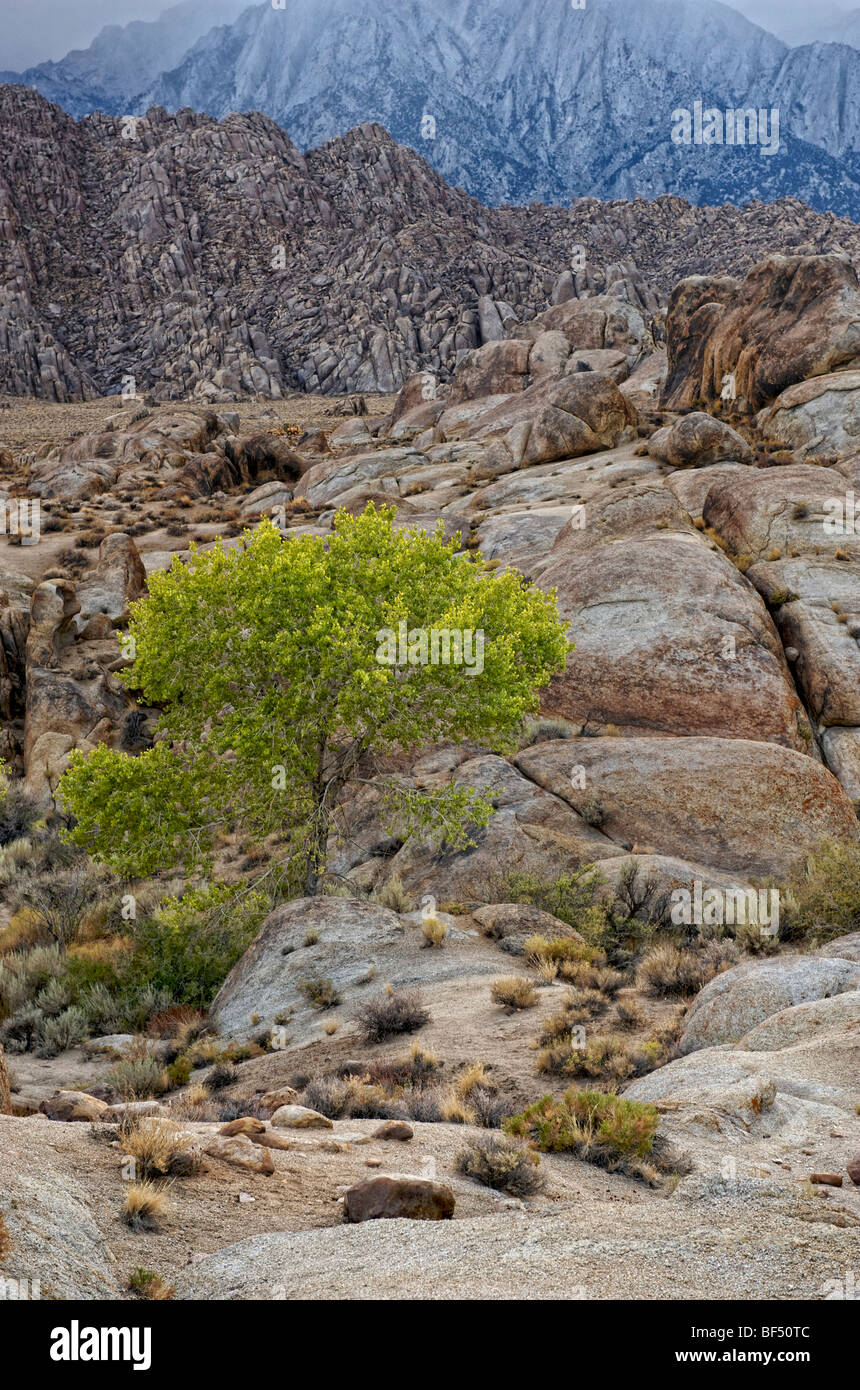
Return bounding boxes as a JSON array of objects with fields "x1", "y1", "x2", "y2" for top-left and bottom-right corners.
[
  {"x1": 298, "y1": 976, "x2": 341, "y2": 1010},
  {"x1": 502, "y1": 868, "x2": 607, "y2": 936},
  {"x1": 0, "y1": 772, "x2": 40, "y2": 848},
  {"x1": 0, "y1": 1211, "x2": 10, "y2": 1261},
  {"x1": 127, "y1": 883, "x2": 267, "y2": 1008},
  {"x1": 301, "y1": 1074, "x2": 402, "y2": 1120},
  {"x1": 0, "y1": 1004, "x2": 43, "y2": 1051},
  {"x1": 614, "y1": 998, "x2": 646, "y2": 1031},
  {"x1": 0, "y1": 944, "x2": 66, "y2": 1016},
  {"x1": 35, "y1": 1005, "x2": 89, "y2": 1057},
  {"x1": 505, "y1": 1088, "x2": 659, "y2": 1170},
  {"x1": 468, "y1": 1085, "x2": 507, "y2": 1129},
  {"x1": 204, "y1": 1061, "x2": 237, "y2": 1091},
  {"x1": 783, "y1": 839, "x2": 860, "y2": 940},
  {"x1": 557, "y1": 958, "x2": 626, "y2": 993},
  {"x1": 165, "y1": 1056, "x2": 193, "y2": 1088},
  {"x1": 354, "y1": 987, "x2": 429, "y2": 1043},
  {"x1": 490, "y1": 976, "x2": 537, "y2": 1010},
  {"x1": 35, "y1": 974, "x2": 74, "y2": 1018},
  {"x1": 540, "y1": 989, "x2": 608, "y2": 1046},
  {"x1": 107, "y1": 1053, "x2": 169, "y2": 1099},
  {"x1": 636, "y1": 939, "x2": 738, "y2": 998},
  {"x1": 12, "y1": 866, "x2": 105, "y2": 949},
  {"x1": 372, "y1": 874, "x2": 415, "y2": 913},
  {"x1": 519, "y1": 717, "x2": 575, "y2": 747},
  {"x1": 122, "y1": 1181, "x2": 169, "y2": 1232},
  {"x1": 734, "y1": 920, "x2": 780, "y2": 955},
  {"x1": 559, "y1": 1033, "x2": 649, "y2": 1081},
  {"x1": 456, "y1": 1134, "x2": 545, "y2": 1195},
  {"x1": 406, "y1": 1089, "x2": 445, "y2": 1123}
]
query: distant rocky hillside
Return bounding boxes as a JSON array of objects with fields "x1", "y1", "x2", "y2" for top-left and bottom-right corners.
[
  {"x1": 3, "y1": 85, "x2": 860, "y2": 403},
  {"x1": 4, "y1": 0, "x2": 860, "y2": 215}
]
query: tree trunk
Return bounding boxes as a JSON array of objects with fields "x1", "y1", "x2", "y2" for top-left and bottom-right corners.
[{"x1": 302, "y1": 803, "x2": 331, "y2": 897}]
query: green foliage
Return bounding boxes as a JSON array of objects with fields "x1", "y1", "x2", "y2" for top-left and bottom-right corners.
[
  {"x1": 128, "y1": 883, "x2": 268, "y2": 1009},
  {"x1": 105, "y1": 1054, "x2": 169, "y2": 1099},
  {"x1": 783, "y1": 838, "x2": 860, "y2": 941},
  {"x1": 58, "y1": 506, "x2": 569, "y2": 891},
  {"x1": 502, "y1": 868, "x2": 609, "y2": 941},
  {"x1": 505, "y1": 1088, "x2": 659, "y2": 1161}
]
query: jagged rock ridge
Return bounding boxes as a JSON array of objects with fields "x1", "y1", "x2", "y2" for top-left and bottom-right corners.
[{"x1": 4, "y1": 85, "x2": 860, "y2": 402}]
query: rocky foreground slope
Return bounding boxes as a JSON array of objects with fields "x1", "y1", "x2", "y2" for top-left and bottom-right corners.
[
  {"x1": 4, "y1": 86, "x2": 860, "y2": 403},
  {"x1": 1, "y1": 246, "x2": 860, "y2": 1299}
]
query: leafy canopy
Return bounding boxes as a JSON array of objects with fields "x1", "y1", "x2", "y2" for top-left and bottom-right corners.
[{"x1": 58, "y1": 505, "x2": 570, "y2": 891}]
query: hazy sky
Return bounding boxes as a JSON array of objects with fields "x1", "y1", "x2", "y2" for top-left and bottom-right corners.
[{"x1": 0, "y1": 0, "x2": 855, "y2": 70}]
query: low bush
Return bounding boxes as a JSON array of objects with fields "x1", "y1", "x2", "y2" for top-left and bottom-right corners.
[
  {"x1": 353, "y1": 987, "x2": 429, "y2": 1043},
  {"x1": 636, "y1": 939, "x2": 738, "y2": 998},
  {"x1": 298, "y1": 976, "x2": 341, "y2": 1010},
  {"x1": 456, "y1": 1134, "x2": 545, "y2": 1195},
  {"x1": 783, "y1": 839, "x2": 860, "y2": 940},
  {"x1": 504, "y1": 1089, "x2": 664, "y2": 1182},
  {"x1": 107, "y1": 1053, "x2": 169, "y2": 1100},
  {"x1": 490, "y1": 976, "x2": 537, "y2": 1010},
  {"x1": 128, "y1": 883, "x2": 268, "y2": 1009}
]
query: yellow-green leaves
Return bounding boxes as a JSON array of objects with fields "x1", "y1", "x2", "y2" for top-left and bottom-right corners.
[{"x1": 58, "y1": 505, "x2": 570, "y2": 888}]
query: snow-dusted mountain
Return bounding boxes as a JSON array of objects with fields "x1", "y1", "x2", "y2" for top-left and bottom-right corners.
[
  {"x1": 3, "y1": 0, "x2": 860, "y2": 213},
  {"x1": 0, "y1": 0, "x2": 250, "y2": 116}
]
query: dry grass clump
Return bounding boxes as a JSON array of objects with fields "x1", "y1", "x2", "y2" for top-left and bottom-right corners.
[
  {"x1": 298, "y1": 976, "x2": 341, "y2": 1010},
  {"x1": 353, "y1": 986, "x2": 429, "y2": 1043},
  {"x1": 0, "y1": 1211, "x2": 10, "y2": 1262},
  {"x1": 166, "y1": 1082, "x2": 216, "y2": 1121},
  {"x1": 490, "y1": 976, "x2": 538, "y2": 1011},
  {"x1": 523, "y1": 934, "x2": 599, "y2": 966},
  {"x1": 556, "y1": 959, "x2": 625, "y2": 993},
  {"x1": 547, "y1": 1032, "x2": 658, "y2": 1082},
  {"x1": 372, "y1": 874, "x2": 415, "y2": 913},
  {"x1": 298, "y1": 1047, "x2": 505, "y2": 1128},
  {"x1": 128, "y1": 1267, "x2": 174, "y2": 1300},
  {"x1": 122, "y1": 1181, "x2": 170, "y2": 1232},
  {"x1": 146, "y1": 1005, "x2": 206, "y2": 1042},
  {"x1": 614, "y1": 998, "x2": 646, "y2": 1031},
  {"x1": 636, "y1": 939, "x2": 737, "y2": 998},
  {"x1": 539, "y1": 989, "x2": 608, "y2": 1046},
  {"x1": 456, "y1": 1134, "x2": 545, "y2": 1196},
  {"x1": 420, "y1": 914, "x2": 448, "y2": 948},
  {"x1": 118, "y1": 1115, "x2": 200, "y2": 1180}
]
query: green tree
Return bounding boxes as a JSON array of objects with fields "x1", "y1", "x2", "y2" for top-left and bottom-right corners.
[{"x1": 59, "y1": 505, "x2": 570, "y2": 894}]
